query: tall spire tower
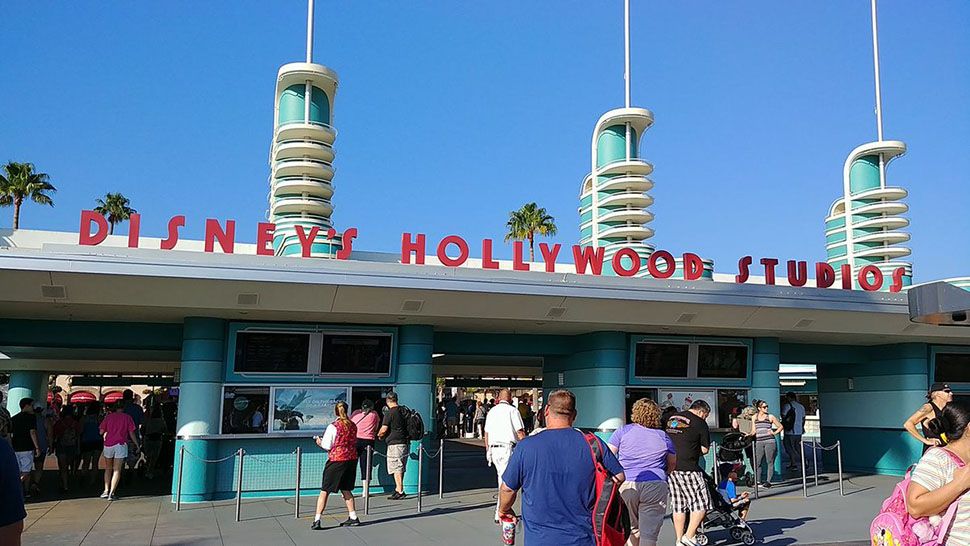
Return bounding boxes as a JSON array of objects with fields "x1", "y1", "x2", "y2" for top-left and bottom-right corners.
[
  {"x1": 824, "y1": 0, "x2": 911, "y2": 288},
  {"x1": 578, "y1": 0, "x2": 656, "y2": 276},
  {"x1": 268, "y1": 0, "x2": 343, "y2": 257}
]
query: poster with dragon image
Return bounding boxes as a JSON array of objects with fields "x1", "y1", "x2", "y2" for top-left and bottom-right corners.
[
  {"x1": 271, "y1": 386, "x2": 350, "y2": 432},
  {"x1": 658, "y1": 389, "x2": 717, "y2": 428}
]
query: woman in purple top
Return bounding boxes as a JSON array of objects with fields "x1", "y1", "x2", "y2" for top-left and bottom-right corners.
[{"x1": 609, "y1": 398, "x2": 677, "y2": 546}]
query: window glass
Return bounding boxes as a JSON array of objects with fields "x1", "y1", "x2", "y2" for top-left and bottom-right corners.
[
  {"x1": 634, "y1": 343, "x2": 689, "y2": 378},
  {"x1": 234, "y1": 332, "x2": 311, "y2": 373},
  {"x1": 697, "y1": 345, "x2": 748, "y2": 379},
  {"x1": 624, "y1": 388, "x2": 658, "y2": 422},
  {"x1": 935, "y1": 353, "x2": 970, "y2": 384},
  {"x1": 222, "y1": 386, "x2": 270, "y2": 434},
  {"x1": 321, "y1": 334, "x2": 392, "y2": 375},
  {"x1": 716, "y1": 389, "x2": 748, "y2": 429}
]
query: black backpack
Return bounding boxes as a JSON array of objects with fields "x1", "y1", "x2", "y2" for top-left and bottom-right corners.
[
  {"x1": 782, "y1": 405, "x2": 796, "y2": 432},
  {"x1": 400, "y1": 406, "x2": 425, "y2": 441}
]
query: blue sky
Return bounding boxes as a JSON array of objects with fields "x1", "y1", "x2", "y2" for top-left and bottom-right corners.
[{"x1": 1, "y1": 1, "x2": 968, "y2": 282}]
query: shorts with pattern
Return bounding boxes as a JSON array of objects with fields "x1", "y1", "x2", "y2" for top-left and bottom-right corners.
[
  {"x1": 15, "y1": 451, "x2": 34, "y2": 473},
  {"x1": 387, "y1": 443, "x2": 410, "y2": 474},
  {"x1": 668, "y1": 470, "x2": 713, "y2": 513}
]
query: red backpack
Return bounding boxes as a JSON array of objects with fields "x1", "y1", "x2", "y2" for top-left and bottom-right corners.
[{"x1": 584, "y1": 432, "x2": 631, "y2": 546}]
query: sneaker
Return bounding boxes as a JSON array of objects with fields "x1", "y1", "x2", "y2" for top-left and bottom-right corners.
[
  {"x1": 396, "y1": 492, "x2": 408, "y2": 500},
  {"x1": 762, "y1": 481, "x2": 773, "y2": 489},
  {"x1": 339, "y1": 517, "x2": 361, "y2": 527},
  {"x1": 100, "y1": 491, "x2": 110, "y2": 499},
  {"x1": 107, "y1": 494, "x2": 118, "y2": 501},
  {"x1": 310, "y1": 520, "x2": 323, "y2": 531},
  {"x1": 679, "y1": 537, "x2": 698, "y2": 546},
  {"x1": 387, "y1": 491, "x2": 402, "y2": 500}
]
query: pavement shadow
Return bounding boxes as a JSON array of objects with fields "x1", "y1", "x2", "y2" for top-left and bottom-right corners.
[
  {"x1": 360, "y1": 501, "x2": 496, "y2": 525},
  {"x1": 744, "y1": 517, "x2": 815, "y2": 545}
]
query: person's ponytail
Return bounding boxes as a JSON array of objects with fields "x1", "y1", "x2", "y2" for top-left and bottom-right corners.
[
  {"x1": 335, "y1": 401, "x2": 351, "y2": 424},
  {"x1": 926, "y1": 399, "x2": 970, "y2": 444}
]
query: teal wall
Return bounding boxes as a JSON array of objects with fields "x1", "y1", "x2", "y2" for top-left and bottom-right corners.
[
  {"x1": 543, "y1": 332, "x2": 627, "y2": 430},
  {"x1": 278, "y1": 84, "x2": 306, "y2": 124},
  {"x1": 6, "y1": 370, "x2": 48, "y2": 416},
  {"x1": 596, "y1": 125, "x2": 628, "y2": 168},
  {"x1": 751, "y1": 338, "x2": 782, "y2": 477},
  {"x1": 309, "y1": 86, "x2": 330, "y2": 125},
  {"x1": 849, "y1": 155, "x2": 881, "y2": 194},
  {"x1": 396, "y1": 325, "x2": 434, "y2": 494}
]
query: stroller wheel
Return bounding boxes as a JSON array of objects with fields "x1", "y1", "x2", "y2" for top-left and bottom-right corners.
[
  {"x1": 730, "y1": 527, "x2": 745, "y2": 541},
  {"x1": 741, "y1": 531, "x2": 756, "y2": 545},
  {"x1": 694, "y1": 533, "x2": 709, "y2": 546}
]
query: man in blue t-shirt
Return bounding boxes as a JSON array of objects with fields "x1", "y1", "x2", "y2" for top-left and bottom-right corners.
[{"x1": 499, "y1": 389, "x2": 625, "y2": 546}]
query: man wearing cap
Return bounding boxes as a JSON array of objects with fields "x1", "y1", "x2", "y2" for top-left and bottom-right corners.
[{"x1": 904, "y1": 382, "x2": 954, "y2": 453}]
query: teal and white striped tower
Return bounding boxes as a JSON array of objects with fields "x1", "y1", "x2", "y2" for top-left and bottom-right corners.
[
  {"x1": 578, "y1": 0, "x2": 655, "y2": 276},
  {"x1": 825, "y1": 0, "x2": 911, "y2": 289},
  {"x1": 269, "y1": 0, "x2": 342, "y2": 257}
]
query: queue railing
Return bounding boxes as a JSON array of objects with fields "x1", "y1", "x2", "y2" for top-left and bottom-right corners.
[
  {"x1": 800, "y1": 439, "x2": 844, "y2": 497},
  {"x1": 364, "y1": 438, "x2": 445, "y2": 515}
]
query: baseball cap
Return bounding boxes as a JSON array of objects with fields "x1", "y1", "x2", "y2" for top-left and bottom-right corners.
[{"x1": 929, "y1": 382, "x2": 952, "y2": 394}]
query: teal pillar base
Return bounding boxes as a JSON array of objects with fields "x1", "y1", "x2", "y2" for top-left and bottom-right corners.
[
  {"x1": 7, "y1": 370, "x2": 48, "y2": 415},
  {"x1": 172, "y1": 439, "x2": 219, "y2": 502},
  {"x1": 397, "y1": 325, "x2": 433, "y2": 495},
  {"x1": 548, "y1": 332, "x2": 627, "y2": 431},
  {"x1": 751, "y1": 338, "x2": 782, "y2": 477}
]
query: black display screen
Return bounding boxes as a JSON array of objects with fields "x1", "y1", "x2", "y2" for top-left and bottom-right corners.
[
  {"x1": 697, "y1": 345, "x2": 748, "y2": 379},
  {"x1": 634, "y1": 343, "x2": 689, "y2": 378},
  {"x1": 935, "y1": 353, "x2": 970, "y2": 384},
  {"x1": 321, "y1": 334, "x2": 392, "y2": 375},
  {"x1": 234, "y1": 332, "x2": 311, "y2": 373}
]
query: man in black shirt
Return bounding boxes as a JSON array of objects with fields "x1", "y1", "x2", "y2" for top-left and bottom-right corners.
[
  {"x1": 377, "y1": 392, "x2": 410, "y2": 500},
  {"x1": 665, "y1": 399, "x2": 712, "y2": 546},
  {"x1": 9, "y1": 398, "x2": 40, "y2": 498}
]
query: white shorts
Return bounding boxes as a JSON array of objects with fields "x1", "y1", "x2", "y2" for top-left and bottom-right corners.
[
  {"x1": 15, "y1": 451, "x2": 34, "y2": 473},
  {"x1": 103, "y1": 443, "x2": 129, "y2": 459}
]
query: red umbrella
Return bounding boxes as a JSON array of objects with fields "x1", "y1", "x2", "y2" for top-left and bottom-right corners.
[
  {"x1": 103, "y1": 391, "x2": 123, "y2": 404},
  {"x1": 69, "y1": 391, "x2": 96, "y2": 404},
  {"x1": 47, "y1": 392, "x2": 63, "y2": 405}
]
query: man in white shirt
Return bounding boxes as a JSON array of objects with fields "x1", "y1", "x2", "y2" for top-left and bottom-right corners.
[
  {"x1": 781, "y1": 392, "x2": 807, "y2": 470},
  {"x1": 483, "y1": 389, "x2": 525, "y2": 523}
]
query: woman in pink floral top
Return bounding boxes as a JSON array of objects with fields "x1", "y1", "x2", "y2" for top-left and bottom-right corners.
[{"x1": 311, "y1": 401, "x2": 360, "y2": 530}]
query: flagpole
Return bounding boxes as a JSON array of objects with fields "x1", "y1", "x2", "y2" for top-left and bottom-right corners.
[
  {"x1": 306, "y1": 0, "x2": 315, "y2": 63},
  {"x1": 870, "y1": 0, "x2": 886, "y2": 188},
  {"x1": 624, "y1": 0, "x2": 631, "y2": 108}
]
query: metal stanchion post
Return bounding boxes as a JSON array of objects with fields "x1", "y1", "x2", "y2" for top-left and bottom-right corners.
[
  {"x1": 417, "y1": 444, "x2": 423, "y2": 514},
  {"x1": 294, "y1": 446, "x2": 302, "y2": 519},
  {"x1": 812, "y1": 442, "x2": 819, "y2": 488},
  {"x1": 801, "y1": 438, "x2": 808, "y2": 498},
  {"x1": 711, "y1": 441, "x2": 719, "y2": 486},
  {"x1": 364, "y1": 446, "x2": 372, "y2": 516},
  {"x1": 837, "y1": 441, "x2": 844, "y2": 497},
  {"x1": 752, "y1": 441, "x2": 759, "y2": 499},
  {"x1": 176, "y1": 445, "x2": 184, "y2": 511},
  {"x1": 235, "y1": 448, "x2": 244, "y2": 523},
  {"x1": 438, "y1": 438, "x2": 444, "y2": 500}
]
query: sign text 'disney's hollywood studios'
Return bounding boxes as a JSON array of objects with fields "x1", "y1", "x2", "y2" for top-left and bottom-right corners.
[{"x1": 77, "y1": 211, "x2": 907, "y2": 292}]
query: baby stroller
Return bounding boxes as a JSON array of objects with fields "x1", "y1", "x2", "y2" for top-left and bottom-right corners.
[
  {"x1": 694, "y1": 472, "x2": 757, "y2": 545},
  {"x1": 718, "y1": 430, "x2": 755, "y2": 487}
]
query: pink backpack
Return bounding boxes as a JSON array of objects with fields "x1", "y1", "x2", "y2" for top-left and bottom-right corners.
[{"x1": 870, "y1": 448, "x2": 964, "y2": 546}]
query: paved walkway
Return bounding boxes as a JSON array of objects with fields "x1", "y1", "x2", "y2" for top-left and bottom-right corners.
[{"x1": 22, "y1": 470, "x2": 886, "y2": 545}]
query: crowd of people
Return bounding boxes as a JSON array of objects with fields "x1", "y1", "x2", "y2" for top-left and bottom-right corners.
[{"x1": 437, "y1": 393, "x2": 540, "y2": 439}]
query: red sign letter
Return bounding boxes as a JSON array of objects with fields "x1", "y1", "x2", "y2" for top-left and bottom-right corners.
[
  {"x1": 160, "y1": 215, "x2": 185, "y2": 250},
  {"x1": 481, "y1": 239, "x2": 499, "y2": 270},
  {"x1": 858, "y1": 265, "x2": 884, "y2": 291},
  {"x1": 437, "y1": 235, "x2": 469, "y2": 267},
  {"x1": 336, "y1": 228, "x2": 357, "y2": 260},
  {"x1": 890, "y1": 267, "x2": 907, "y2": 293},
  {"x1": 612, "y1": 247, "x2": 641, "y2": 277},
  {"x1": 539, "y1": 243, "x2": 561, "y2": 273},
  {"x1": 647, "y1": 250, "x2": 675, "y2": 279},
  {"x1": 204, "y1": 219, "x2": 235, "y2": 254},
  {"x1": 815, "y1": 262, "x2": 835, "y2": 289},
  {"x1": 840, "y1": 264, "x2": 853, "y2": 290},
  {"x1": 126, "y1": 213, "x2": 141, "y2": 248},
  {"x1": 683, "y1": 252, "x2": 704, "y2": 281},
  {"x1": 735, "y1": 256, "x2": 752, "y2": 284},
  {"x1": 256, "y1": 222, "x2": 275, "y2": 256},
  {"x1": 760, "y1": 258, "x2": 779, "y2": 285},
  {"x1": 572, "y1": 245, "x2": 604, "y2": 275},
  {"x1": 79, "y1": 210, "x2": 108, "y2": 246},
  {"x1": 295, "y1": 225, "x2": 321, "y2": 258},
  {"x1": 401, "y1": 233, "x2": 426, "y2": 265},
  {"x1": 512, "y1": 241, "x2": 530, "y2": 271},
  {"x1": 786, "y1": 260, "x2": 807, "y2": 287}
]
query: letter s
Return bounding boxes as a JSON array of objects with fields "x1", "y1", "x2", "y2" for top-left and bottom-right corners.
[
  {"x1": 160, "y1": 215, "x2": 185, "y2": 250},
  {"x1": 336, "y1": 227, "x2": 358, "y2": 260},
  {"x1": 735, "y1": 256, "x2": 752, "y2": 284}
]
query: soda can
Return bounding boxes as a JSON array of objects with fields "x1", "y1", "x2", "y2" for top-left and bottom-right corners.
[{"x1": 499, "y1": 513, "x2": 517, "y2": 545}]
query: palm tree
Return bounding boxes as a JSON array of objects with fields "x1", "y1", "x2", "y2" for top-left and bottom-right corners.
[
  {"x1": 93, "y1": 192, "x2": 137, "y2": 234},
  {"x1": 0, "y1": 162, "x2": 56, "y2": 230},
  {"x1": 504, "y1": 202, "x2": 558, "y2": 262}
]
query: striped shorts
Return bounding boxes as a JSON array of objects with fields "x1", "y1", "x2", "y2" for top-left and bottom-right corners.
[{"x1": 668, "y1": 470, "x2": 713, "y2": 513}]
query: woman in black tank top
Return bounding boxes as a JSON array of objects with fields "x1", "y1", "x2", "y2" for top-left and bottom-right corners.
[{"x1": 904, "y1": 382, "x2": 953, "y2": 453}]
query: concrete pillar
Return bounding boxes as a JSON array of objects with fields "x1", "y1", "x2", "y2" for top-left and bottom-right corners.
[
  {"x1": 6, "y1": 370, "x2": 49, "y2": 415},
  {"x1": 171, "y1": 317, "x2": 226, "y2": 502},
  {"x1": 751, "y1": 337, "x2": 782, "y2": 477},
  {"x1": 556, "y1": 332, "x2": 628, "y2": 432},
  {"x1": 396, "y1": 325, "x2": 433, "y2": 494}
]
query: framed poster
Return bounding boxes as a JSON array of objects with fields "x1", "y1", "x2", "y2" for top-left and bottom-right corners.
[
  {"x1": 658, "y1": 389, "x2": 717, "y2": 428},
  {"x1": 222, "y1": 386, "x2": 271, "y2": 434},
  {"x1": 271, "y1": 386, "x2": 350, "y2": 433}
]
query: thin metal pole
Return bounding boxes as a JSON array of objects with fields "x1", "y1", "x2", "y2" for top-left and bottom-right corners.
[
  {"x1": 364, "y1": 446, "x2": 372, "y2": 516},
  {"x1": 305, "y1": 0, "x2": 314, "y2": 63},
  {"x1": 752, "y1": 441, "x2": 759, "y2": 499},
  {"x1": 870, "y1": 0, "x2": 883, "y2": 142},
  {"x1": 813, "y1": 442, "x2": 819, "y2": 488},
  {"x1": 294, "y1": 446, "x2": 302, "y2": 519},
  {"x1": 417, "y1": 445, "x2": 423, "y2": 514},
  {"x1": 801, "y1": 438, "x2": 808, "y2": 498},
  {"x1": 235, "y1": 448, "x2": 244, "y2": 523},
  {"x1": 438, "y1": 438, "x2": 444, "y2": 500},
  {"x1": 176, "y1": 445, "x2": 184, "y2": 511},
  {"x1": 711, "y1": 441, "x2": 719, "y2": 486},
  {"x1": 837, "y1": 441, "x2": 845, "y2": 497},
  {"x1": 624, "y1": 0, "x2": 631, "y2": 108}
]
